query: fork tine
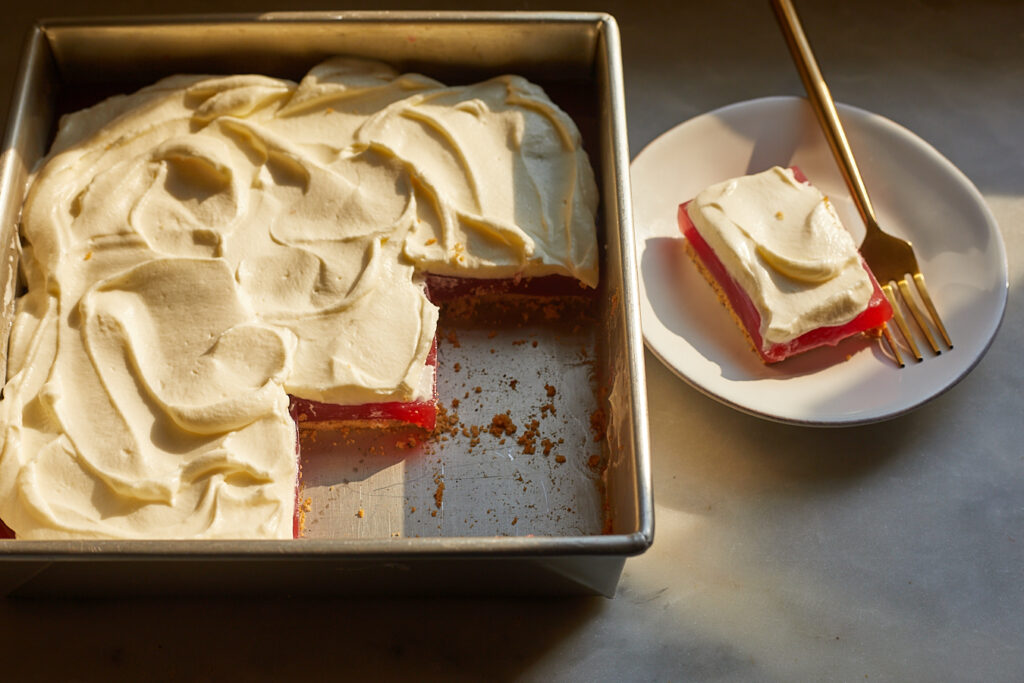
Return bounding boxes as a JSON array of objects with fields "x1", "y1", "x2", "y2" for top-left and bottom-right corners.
[
  {"x1": 882, "y1": 283, "x2": 923, "y2": 361},
  {"x1": 880, "y1": 323, "x2": 905, "y2": 368},
  {"x1": 897, "y1": 278, "x2": 941, "y2": 354},
  {"x1": 913, "y1": 272, "x2": 952, "y2": 349}
]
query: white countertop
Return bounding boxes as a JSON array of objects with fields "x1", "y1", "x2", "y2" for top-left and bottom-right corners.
[{"x1": 1, "y1": 0, "x2": 1021, "y2": 680}]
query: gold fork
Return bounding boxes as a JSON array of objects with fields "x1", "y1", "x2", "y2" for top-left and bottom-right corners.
[{"x1": 770, "y1": 0, "x2": 952, "y2": 366}]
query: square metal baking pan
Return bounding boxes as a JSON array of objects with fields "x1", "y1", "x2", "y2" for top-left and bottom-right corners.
[{"x1": 0, "y1": 11, "x2": 652, "y2": 597}]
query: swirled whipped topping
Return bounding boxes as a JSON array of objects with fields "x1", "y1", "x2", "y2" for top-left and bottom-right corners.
[
  {"x1": 0, "y1": 57, "x2": 599, "y2": 539},
  {"x1": 686, "y1": 166, "x2": 872, "y2": 345}
]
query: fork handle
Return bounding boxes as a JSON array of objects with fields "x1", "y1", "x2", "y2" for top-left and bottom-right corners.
[{"x1": 770, "y1": 0, "x2": 878, "y2": 229}]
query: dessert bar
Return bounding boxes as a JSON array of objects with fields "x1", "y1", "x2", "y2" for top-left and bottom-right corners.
[
  {"x1": 0, "y1": 58, "x2": 599, "y2": 539},
  {"x1": 678, "y1": 166, "x2": 892, "y2": 363}
]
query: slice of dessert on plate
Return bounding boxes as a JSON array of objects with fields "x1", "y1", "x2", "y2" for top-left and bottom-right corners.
[{"x1": 678, "y1": 165, "x2": 892, "y2": 363}]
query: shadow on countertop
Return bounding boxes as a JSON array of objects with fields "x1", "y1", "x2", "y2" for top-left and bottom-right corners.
[{"x1": 0, "y1": 594, "x2": 606, "y2": 680}]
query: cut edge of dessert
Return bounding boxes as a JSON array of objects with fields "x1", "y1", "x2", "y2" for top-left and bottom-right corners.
[
  {"x1": 286, "y1": 273, "x2": 601, "y2": 438},
  {"x1": 289, "y1": 340, "x2": 440, "y2": 433},
  {"x1": 678, "y1": 166, "x2": 893, "y2": 364}
]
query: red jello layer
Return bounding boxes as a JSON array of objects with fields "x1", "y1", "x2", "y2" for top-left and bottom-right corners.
[
  {"x1": 677, "y1": 172, "x2": 892, "y2": 363},
  {"x1": 292, "y1": 424, "x2": 302, "y2": 538},
  {"x1": 289, "y1": 395, "x2": 437, "y2": 431}
]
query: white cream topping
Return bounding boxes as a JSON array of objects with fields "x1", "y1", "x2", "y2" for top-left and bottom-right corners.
[
  {"x1": 0, "y1": 57, "x2": 598, "y2": 539},
  {"x1": 686, "y1": 166, "x2": 872, "y2": 346}
]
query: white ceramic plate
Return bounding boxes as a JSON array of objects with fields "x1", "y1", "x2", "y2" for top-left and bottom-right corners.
[{"x1": 631, "y1": 96, "x2": 1008, "y2": 425}]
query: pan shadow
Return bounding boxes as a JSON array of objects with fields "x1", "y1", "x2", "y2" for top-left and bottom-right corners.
[{"x1": 0, "y1": 594, "x2": 606, "y2": 681}]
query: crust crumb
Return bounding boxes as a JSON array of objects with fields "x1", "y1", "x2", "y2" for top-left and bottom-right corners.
[
  {"x1": 489, "y1": 412, "x2": 517, "y2": 437},
  {"x1": 433, "y1": 473, "x2": 445, "y2": 509},
  {"x1": 589, "y1": 407, "x2": 607, "y2": 443}
]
